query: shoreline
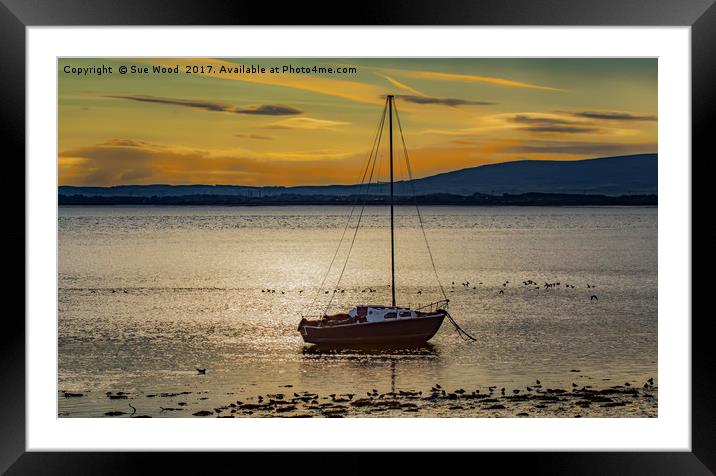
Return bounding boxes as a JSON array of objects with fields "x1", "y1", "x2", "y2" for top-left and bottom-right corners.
[
  {"x1": 57, "y1": 202, "x2": 659, "y2": 208},
  {"x1": 58, "y1": 192, "x2": 657, "y2": 207},
  {"x1": 59, "y1": 379, "x2": 658, "y2": 418}
]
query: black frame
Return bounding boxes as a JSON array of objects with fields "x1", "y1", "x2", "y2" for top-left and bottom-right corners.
[{"x1": 4, "y1": 0, "x2": 713, "y2": 473}]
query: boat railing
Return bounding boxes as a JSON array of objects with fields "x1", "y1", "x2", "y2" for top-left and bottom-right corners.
[
  {"x1": 415, "y1": 299, "x2": 450, "y2": 313},
  {"x1": 301, "y1": 298, "x2": 449, "y2": 322}
]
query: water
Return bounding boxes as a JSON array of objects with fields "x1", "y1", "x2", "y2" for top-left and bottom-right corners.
[{"x1": 58, "y1": 205, "x2": 657, "y2": 417}]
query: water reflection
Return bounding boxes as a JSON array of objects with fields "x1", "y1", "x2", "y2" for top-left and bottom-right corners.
[
  {"x1": 301, "y1": 342, "x2": 438, "y2": 356},
  {"x1": 296, "y1": 343, "x2": 445, "y2": 396}
]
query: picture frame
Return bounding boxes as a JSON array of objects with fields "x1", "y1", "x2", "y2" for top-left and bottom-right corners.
[{"x1": 5, "y1": 0, "x2": 713, "y2": 472}]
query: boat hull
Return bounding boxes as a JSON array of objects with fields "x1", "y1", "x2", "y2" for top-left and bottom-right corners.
[{"x1": 299, "y1": 312, "x2": 446, "y2": 346}]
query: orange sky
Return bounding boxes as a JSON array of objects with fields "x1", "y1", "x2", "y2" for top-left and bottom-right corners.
[{"x1": 58, "y1": 58, "x2": 657, "y2": 186}]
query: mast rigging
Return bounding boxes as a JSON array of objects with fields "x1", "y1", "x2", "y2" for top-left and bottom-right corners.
[{"x1": 388, "y1": 95, "x2": 396, "y2": 307}]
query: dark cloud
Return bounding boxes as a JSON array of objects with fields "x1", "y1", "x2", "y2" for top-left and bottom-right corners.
[
  {"x1": 505, "y1": 140, "x2": 656, "y2": 156},
  {"x1": 396, "y1": 95, "x2": 494, "y2": 107},
  {"x1": 235, "y1": 134, "x2": 273, "y2": 140},
  {"x1": 232, "y1": 104, "x2": 302, "y2": 115},
  {"x1": 568, "y1": 111, "x2": 657, "y2": 121},
  {"x1": 60, "y1": 140, "x2": 170, "y2": 184},
  {"x1": 508, "y1": 114, "x2": 601, "y2": 134},
  {"x1": 59, "y1": 140, "x2": 166, "y2": 161},
  {"x1": 107, "y1": 95, "x2": 227, "y2": 112},
  {"x1": 100, "y1": 139, "x2": 157, "y2": 148},
  {"x1": 107, "y1": 95, "x2": 303, "y2": 116},
  {"x1": 509, "y1": 115, "x2": 575, "y2": 126},
  {"x1": 522, "y1": 125, "x2": 601, "y2": 134}
]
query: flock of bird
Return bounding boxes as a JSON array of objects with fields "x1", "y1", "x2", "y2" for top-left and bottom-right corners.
[
  {"x1": 445, "y1": 278, "x2": 599, "y2": 301},
  {"x1": 261, "y1": 278, "x2": 602, "y2": 300},
  {"x1": 85, "y1": 279, "x2": 600, "y2": 301}
]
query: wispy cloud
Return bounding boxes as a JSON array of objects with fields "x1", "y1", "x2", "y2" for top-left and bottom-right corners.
[
  {"x1": 148, "y1": 59, "x2": 387, "y2": 106},
  {"x1": 234, "y1": 104, "x2": 303, "y2": 115},
  {"x1": 108, "y1": 95, "x2": 227, "y2": 112},
  {"x1": 396, "y1": 95, "x2": 494, "y2": 107},
  {"x1": 235, "y1": 134, "x2": 273, "y2": 140},
  {"x1": 99, "y1": 139, "x2": 157, "y2": 148},
  {"x1": 520, "y1": 125, "x2": 601, "y2": 134},
  {"x1": 107, "y1": 95, "x2": 303, "y2": 115},
  {"x1": 403, "y1": 70, "x2": 565, "y2": 92},
  {"x1": 509, "y1": 114, "x2": 577, "y2": 126},
  {"x1": 380, "y1": 75, "x2": 425, "y2": 96},
  {"x1": 507, "y1": 114, "x2": 600, "y2": 134},
  {"x1": 265, "y1": 117, "x2": 350, "y2": 130},
  {"x1": 566, "y1": 110, "x2": 657, "y2": 121}
]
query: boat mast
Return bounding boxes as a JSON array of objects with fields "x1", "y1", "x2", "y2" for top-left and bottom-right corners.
[{"x1": 388, "y1": 95, "x2": 396, "y2": 307}]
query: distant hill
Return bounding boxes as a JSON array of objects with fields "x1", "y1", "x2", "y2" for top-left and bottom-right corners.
[
  {"x1": 59, "y1": 154, "x2": 657, "y2": 198},
  {"x1": 408, "y1": 154, "x2": 656, "y2": 195}
]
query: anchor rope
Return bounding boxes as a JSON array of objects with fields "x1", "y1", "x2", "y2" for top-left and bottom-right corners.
[{"x1": 445, "y1": 311, "x2": 477, "y2": 342}]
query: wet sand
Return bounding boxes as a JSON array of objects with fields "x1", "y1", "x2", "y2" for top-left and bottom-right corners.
[{"x1": 60, "y1": 377, "x2": 657, "y2": 418}]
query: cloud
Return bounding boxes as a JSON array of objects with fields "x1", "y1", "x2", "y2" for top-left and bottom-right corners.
[
  {"x1": 396, "y1": 95, "x2": 495, "y2": 107},
  {"x1": 235, "y1": 134, "x2": 273, "y2": 140},
  {"x1": 507, "y1": 114, "x2": 600, "y2": 134},
  {"x1": 233, "y1": 104, "x2": 303, "y2": 116},
  {"x1": 59, "y1": 139, "x2": 185, "y2": 184},
  {"x1": 107, "y1": 95, "x2": 303, "y2": 115},
  {"x1": 107, "y1": 95, "x2": 227, "y2": 111},
  {"x1": 99, "y1": 139, "x2": 157, "y2": 148},
  {"x1": 265, "y1": 117, "x2": 350, "y2": 130},
  {"x1": 403, "y1": 70, "x2": 565, "y2": 91},
  {"x1": 58, "y1": 138, "x2": 362, "y2": 186},
  {"x1": 520, "y1": 126, "x2": 601, "y2": 134},
  {"x1": 418, "y1": 111, "x2": 622, "y2": 137},
  {"x1": 145, "y1": 59, "x2": 387, "y2": 106},
  {"x1": 566, "y1": 110, "x2": 657, "y2": 121},
  {"x1": 509, "y1": 114, "x2": 575, "y2": 126},
  {"x1": 59, "y1": 139, "x2": 172, "y2": 162},
  {"x1": 380, "y1": 75, "x2": 425, "y2": 96}
]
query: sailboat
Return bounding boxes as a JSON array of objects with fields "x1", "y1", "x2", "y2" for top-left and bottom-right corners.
[{"x1": 297, "y1": 95, "x2": 464, "y2": 347}]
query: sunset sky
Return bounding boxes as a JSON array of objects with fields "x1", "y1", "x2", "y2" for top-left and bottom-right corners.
[{"x1": 58, "y1": 58, "x2": 657, "y2": 186}]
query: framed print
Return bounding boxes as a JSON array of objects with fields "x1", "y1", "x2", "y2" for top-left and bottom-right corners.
[{"x1": 6, "y1": 0, "x2": 714, "y2": 472}]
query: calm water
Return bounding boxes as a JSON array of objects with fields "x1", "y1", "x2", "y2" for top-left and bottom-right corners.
[{"x1": 58, "y1": 205, "x2": 657, "y2": 417}]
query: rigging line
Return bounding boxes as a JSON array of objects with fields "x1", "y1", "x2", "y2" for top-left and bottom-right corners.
[
  {"x1": 394, "y1": 101, "x2": 476, "y2": 342},
  {"x1": 324, "y1": 99, "x2": 388, "y2": 314},
  {"x1": 309, "y1": 101, "x2": 387, "y2": 313},
  {"x1": 306, "y1": 101, "x2": 388, "y2": 315},
  {"x1": 393, "y1": 100, "x2": 448, "y2": 301},
  {"x1": 325, "y1": 116, "x2": 384, "y2": 313}
]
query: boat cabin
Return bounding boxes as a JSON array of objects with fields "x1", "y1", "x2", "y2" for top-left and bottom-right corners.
[
  {"x1": 298, "y1": 305, "x2": 432, "y2": 331},
  {"x1": 347, "y1": 305, "x2": 418, "y2": 323}
]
